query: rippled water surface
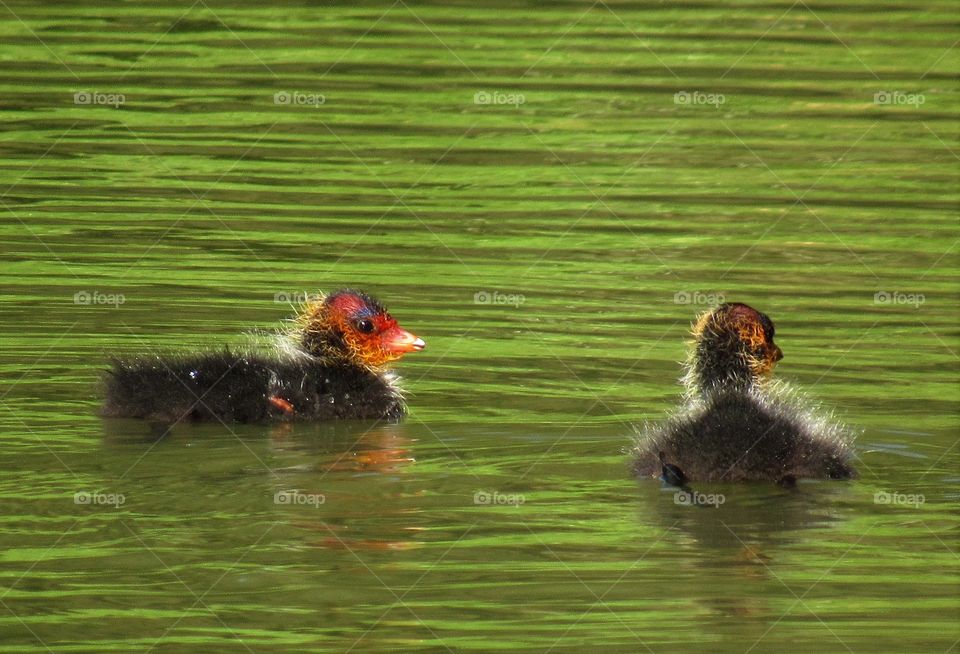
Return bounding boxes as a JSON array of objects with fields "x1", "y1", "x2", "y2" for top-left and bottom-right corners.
[{"x1": 1, "y1": 1, "x2": 958, "y2": 652}]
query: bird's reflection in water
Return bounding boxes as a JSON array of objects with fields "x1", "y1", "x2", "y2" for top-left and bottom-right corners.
[
  {"x1": 636, "y1": 479, "x2": 853, "y2": 621},
  {"x1": 269, "y1": 421, "x2": 425, "y2": 552},
  {"x1": 268, "y1": 421, "x2": 416, "y2": 474}
]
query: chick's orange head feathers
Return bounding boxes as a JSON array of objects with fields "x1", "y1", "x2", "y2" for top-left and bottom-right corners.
[
  {"x1": 695, "y1": 302, "x2": 783, "y2": 376},
  {"x1": 302, "y1": 290, "x2": 425, "y2": 367}
]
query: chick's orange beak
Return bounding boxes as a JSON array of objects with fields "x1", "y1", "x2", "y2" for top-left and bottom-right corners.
[{"x1": 381, "y1": 327, "x2": 426, "y2": 355}]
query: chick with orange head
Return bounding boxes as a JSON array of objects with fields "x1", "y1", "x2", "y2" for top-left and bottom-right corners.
[
  {"x1": 102, "y1": 289, "x2": 424, "y2": 423},
  {"x1": 634, "y1": 302, "x2": 856, "y2": 485},
  {"x1": 684, "y1": 302, "x2": 784, "y2": 394},
  {"x1": 297, "y1": 290, "x2": 424, "y2": 369}
]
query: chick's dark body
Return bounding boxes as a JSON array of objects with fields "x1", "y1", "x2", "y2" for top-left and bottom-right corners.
[
  {"x1": 102, "y1": 351, "x2": 404, "y2": 423},
  {"x1": 634, "y1": 389, "x2": 855, "y2": 482}
]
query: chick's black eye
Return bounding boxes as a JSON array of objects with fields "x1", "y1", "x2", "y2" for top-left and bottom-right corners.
[{"x1": 356, "y1": 319, "x2": 375, "y2": 334}]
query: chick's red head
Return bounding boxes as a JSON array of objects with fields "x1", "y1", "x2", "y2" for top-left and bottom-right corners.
[
  {"x1": 701, "y1": 302, "x2": 783, "y2": 377},
  {"x1": 688, "y1": 302, "x2": 783, "y2": 392},
  {"x1": 300, "y1": 289, "x2": 425, "y2": 368}
]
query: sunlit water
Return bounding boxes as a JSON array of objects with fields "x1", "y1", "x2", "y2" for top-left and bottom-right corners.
[{"x1": 1, "y1": 2, "x2": 958, "y2": 652}]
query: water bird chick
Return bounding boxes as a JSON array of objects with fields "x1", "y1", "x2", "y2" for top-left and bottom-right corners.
[
  {"x1": 102, "y1": 289, "x2": 424, "y2": 423},
  {"x1": 633, "y1": 303, "x2": 856, "y2": 484}
]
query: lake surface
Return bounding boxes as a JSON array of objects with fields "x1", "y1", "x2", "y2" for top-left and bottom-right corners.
[{"x1": 1, "y1": 1, "x2": 958, "y2": 652}]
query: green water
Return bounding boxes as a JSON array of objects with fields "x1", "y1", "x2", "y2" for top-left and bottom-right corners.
[{"x1": 1, "y1": 1, "x2": 958, "y2": 652}]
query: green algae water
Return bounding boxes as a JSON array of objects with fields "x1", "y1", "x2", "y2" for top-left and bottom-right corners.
[{"x1": 1, "y1": 1, "x2": 958, "y2": 652}]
